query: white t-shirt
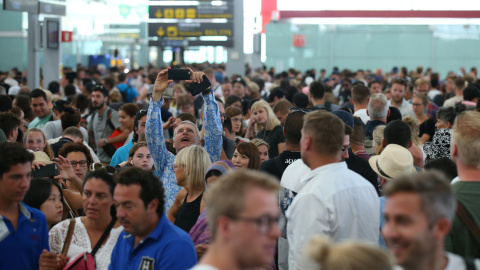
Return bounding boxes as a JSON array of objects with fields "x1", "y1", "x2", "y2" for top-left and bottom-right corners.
[
  {"x1": 189, "y1": 265, "x2": 220, "y2": 270},
  {"x1": 445, "y1": 252, "x2": 480, "y2": 270},
  {"x1": 353, "y1": 108, "x2": 370, "y2": 125}
]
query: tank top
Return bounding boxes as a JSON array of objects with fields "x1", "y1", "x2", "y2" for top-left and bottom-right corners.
[{"x1": 174, "y1": 191, "x2": 204, "y2": 232}]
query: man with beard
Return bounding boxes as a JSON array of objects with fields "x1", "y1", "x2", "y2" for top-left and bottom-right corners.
[
  {"x1": 382, "y1": 171, "x2": 480, "y2": 270},
  {"x1": 388, "y1": 78, "x2": 415, "y2": 117},
  {"x1": 146, "y1": 68, "x2": 222, "y2": 211},
  {"x1": 287, "y1": 111, "x2": 379, "y2": 269},
  {"x1": 87, "y1": 85, "x2": 123, "y2": 163}
]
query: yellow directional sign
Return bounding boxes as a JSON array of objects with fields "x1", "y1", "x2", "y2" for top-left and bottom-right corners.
[
  {"x1": 186, "y1": 8, "x2": 196, "y2": 19},
  {"x1": 157, "y1": 27, "x2": 165, "y2": 36},
  {"x1": 164, "y1": 8, "x2": 174, "y2": 18},
  {"x1": 175, "y1": 8, "x2": 185, "y2": 19},
  {"x1": 155, "y1": 9, "x2": 162, "y2": 18},
  {"x1": 167, "y1": 26, "x2": 178, "y2": 37}
]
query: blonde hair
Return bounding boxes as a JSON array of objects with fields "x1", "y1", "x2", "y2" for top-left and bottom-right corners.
[
  {"x1": 206, "y1": 169, "x2": 280, "y2": 239},
  {"x1": 247, "y1": 82, "x2": 260, "y2": 99},
  {"x1": 175, "y1": 145, "x2": 211, "y2": 190},
  {"x1": 172, "y1": 84, "x2": 188, "y2": 107},
  {"x1": 303, "y1": 235, "x2": 394, "y2": 270},
  {"x1": 372, "y1": 125, "x2": 386, "y2": 155},
  {"x1": 251, "y1": 100, "x2": 281, "y2": 133},
  {"x1": 402, "y1": 116, "x2": 421, "y2": 147},
  {"x1": 452, "y1": 110, "x2": 480, "y2": 167},
  {"x1": 23, "y1": 128, "x2": 54, "y2": 160},
  {"x1": 250, "y1": 138, "x2": 270, "y2": 149}
]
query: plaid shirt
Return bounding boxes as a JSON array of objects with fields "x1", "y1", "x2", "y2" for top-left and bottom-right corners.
[{"x1": 426, "y1": 101, "x2": 438, "y2": 120}]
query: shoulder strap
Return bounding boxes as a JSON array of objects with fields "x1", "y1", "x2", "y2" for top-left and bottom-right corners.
[
  {"x1": 464, "y1": 257, "x2": 477, "y2": 270},
  {"x1": 105, "y1": 107, "x2": 116, "y2": 131},
  {"x1": 91, "y1": 218, "x2": 116, "y2": 256},
  {"x1": 274, "y1": 155, "x2": 286, "y2": 171},
  {"x1": 456, "y1": 200, "x2": 480, "y2": 246},
  {"x1": 120, "y1": 85, "x2": 130, "y2": 103},
  {"x1": 61, "y1": 219, "x2": 76, "y2": 256}
]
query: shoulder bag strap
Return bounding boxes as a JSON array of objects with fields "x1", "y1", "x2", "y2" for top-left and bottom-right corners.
[
  {"x1": 91, "y1": 218, "x2": 116, "y2": 256},
  {"x1": 456, "y1": 200, "x2": 480, "y2": 246},
  {"x1": 464, "y1": 257, "x2": 476, "y2": 270},
  {"x1": 105, "y1": 107, "x2": 116, "y2": 131},
  {"x1": 61, "y1": 219, "x2": 76, "y2": 256}
]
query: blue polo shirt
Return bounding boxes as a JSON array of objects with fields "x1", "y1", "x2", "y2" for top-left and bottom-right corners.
[
  {"x1": 0, "y1": 202, "x2": 49, "y2": 270},
  {"x1": 109, "y1": 213, "x2": 197, "y2": 270},
  {"x1": 110, "y1": 139, "x2": 134, "y2": 166}
]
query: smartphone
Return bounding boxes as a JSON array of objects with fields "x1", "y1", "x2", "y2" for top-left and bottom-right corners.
[
  {"x1": 168, "y1": 69, "x2": 191, "y2": 80},
  {"x1": 32, "y1": 164, "x2": 58, "y2": 178},
  {"x1": 186, "y1": 75, "x2": 212, "y2": 96}
]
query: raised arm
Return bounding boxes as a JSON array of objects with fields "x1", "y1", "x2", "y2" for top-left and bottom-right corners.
[
  {"x1": 202, "y1": 89, "x2": 223, "y2": 163},
  {"x1": 146, "y1": 69, "x2": 176, "y2": 178}
]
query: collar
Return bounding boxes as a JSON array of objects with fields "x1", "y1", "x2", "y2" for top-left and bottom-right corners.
[
  {"x1": 124, "y1": 213, "x2": 167, "y2": 244},
  {"x1": 0, "y1": 203, "x2": 32, "y2": 241},
  {"x1": 39, "y1": 113, "x2": 53, "y2": 121},
  {"x1": 300, "y1": 162, "x2": 348, "y2": 185}
]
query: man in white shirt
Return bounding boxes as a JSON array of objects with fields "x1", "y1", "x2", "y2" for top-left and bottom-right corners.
[
  {"x1": 192, "y1": 170, "x2": 281, "y2": 270},
  {"x1": 382, "y1": 171, "x2": 480, "y2": 270},
  {"x1": 388, "y1": 78, "x2": 415, "y2": 117},
  {"x1": 351, "y1": 84, "x2": 371, "y2": 124},
  {"x1": 287, "y1": 111, "x2": 379, "y2": 269}
]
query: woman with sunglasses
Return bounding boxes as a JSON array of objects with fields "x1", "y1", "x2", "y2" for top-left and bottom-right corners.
[
  {"x1": 168, "y1": 145, "x2": 211, "y2": 233},
  {"x1": 46, "y1": 169, "x2": 122, "y2": 270}
]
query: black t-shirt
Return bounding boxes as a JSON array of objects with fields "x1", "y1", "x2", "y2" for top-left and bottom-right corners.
[
  {"x1": 419, "y1": 118, "x2": 435, "y2": 142},
  {"x1": 345, "y1": 148, "x2": 381, "y2": 196},
  {"x1": 256, "y1": 125, "x2": 286, "y2": 158},
  {"x1": 259, "y1": 150, "x2": 301, "y2": 181}
]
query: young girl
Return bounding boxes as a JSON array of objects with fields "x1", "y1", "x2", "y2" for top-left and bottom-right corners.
[
  {"x1": 250, "y1": 138, "x2": 270, "y2": 164},
  {"x1": 246, "y1": 100, "x2": 285, "y2": 158},
  {"x1": 128, "y1": 142, "x2": 154, "y2": 171},
  {"x1": 118, "y1": 103, "x2": 140, "y2": 146},
  {"x1": 23, "y1": 128, "x2": 54, "y2": 160}
]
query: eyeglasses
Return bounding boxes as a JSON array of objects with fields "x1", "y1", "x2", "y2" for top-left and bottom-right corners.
[
  {"x1": 220, "y1": 113, "x2": 228, "y2": 118},
  {"x1": 229, "y1": 214, "x2": 284, "y2": 235},
  {"x1": 288, "y1": 107, "x2": 307, "y2": 114},
  {"x1": 91, "y1": 163, "x2": 116, "y2": 174},
  {"x1": 171, "y1": 164, "x2": 184, "y2": 170},
  {"x1": 70, "y1": 160, "x2": 89, "y2": 168}
]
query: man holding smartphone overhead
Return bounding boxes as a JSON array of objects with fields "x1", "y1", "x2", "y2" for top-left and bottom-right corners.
[{"x1": 146, "y1": 67, "x2": 223, "y2": 211}]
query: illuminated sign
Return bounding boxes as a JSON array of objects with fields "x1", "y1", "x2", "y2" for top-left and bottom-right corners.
[
  {"x1": 148, "y1": 5, "x2": 233, "y2": 19},
  {"x1": 148, "y1": 22, "x2": 233, "y2": 38}
]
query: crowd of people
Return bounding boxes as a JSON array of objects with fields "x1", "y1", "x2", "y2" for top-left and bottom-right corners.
[{"x1": 0, "y1": 63, "x2": 480, "y2": 270}]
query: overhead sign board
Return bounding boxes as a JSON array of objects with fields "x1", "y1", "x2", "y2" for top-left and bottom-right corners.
[
  {"x1": 148, "y1": 22, "x2": 233, "y2": 38},
  {"x1": 148, "y1": 5, "x2": 233, "y2": 19},
  {"x1": 149, "y1": 38, "x2": 234, "y2": 48},
  {"x1": 39, "y1": 2, "x2": 66, "y2": 15},
  {"x1": 3, "y1": 0, "x2": 38, "y2": 13}
]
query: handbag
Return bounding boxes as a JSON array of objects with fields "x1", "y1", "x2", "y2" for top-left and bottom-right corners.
[{"x1": 61, "y1": 218, "x2": 116, "y2": 270}]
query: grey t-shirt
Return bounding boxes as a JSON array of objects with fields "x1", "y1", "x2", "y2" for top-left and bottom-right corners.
[{"x1": 87, "y1": 107, "x2": 120, "y2": 163}]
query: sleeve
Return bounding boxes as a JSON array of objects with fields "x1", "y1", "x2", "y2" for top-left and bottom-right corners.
[
  {"x1": 38, "y1": 211, "x2": 50, "y2": 252},
  {"x1": 156, "y1": 240, "x2": 197, "y2": 270},
  {"x1": 146, "y1": 98, "x2": 176, "y2": 180},
  {"x1": 110, "y1": 149, "x2": 123, "y2": 166},
  {"x1": 275, "y1": 125, "x2": 286, "y2": 144},
  {"x1": 129, "y1": 87, "x2": 138, "y2": 101},
  {"x1": 202, "y1": 92, "x2": 223, "y2": 163},
  {"x1": 110, "y1": 110, "x2": 121, "y2": 129},
  {"x1": 87, "y1": 113, "x2": 94, "y2": 132},
  {"x1": 287, "y1": 192, "x2": 330, "y2": 270},
  {"x1": 80, "y1": 127, "x2": 89, "y2": 142},
  {"x1": 48, "y1": 220, "x2": 69, "y2": 254},
  {"x1": 43, "y1": 122, "x2": 55, "y2": 140}
]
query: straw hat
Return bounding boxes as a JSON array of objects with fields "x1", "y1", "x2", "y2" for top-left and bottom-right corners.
[
  {"x1": 33, "y1": 151, "x2": 52, "y2": 164},
  {"x1": 368, "y1": 144, "x2": 416, "y2": 181}
]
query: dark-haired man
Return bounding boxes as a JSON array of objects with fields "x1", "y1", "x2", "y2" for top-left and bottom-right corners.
[
  {"x1": 116, "y1": 73, "x2": 138, "y2": 103},
  {"x1": 308, "y1": 81, "x2": 339, "y2": 112},
  {"x1": 0, "y1": 112, "x2": 21, "y2": 142},
  {"x1": 110, "y1": 167, "x2": 197, "y2": 270},
  {"x1": 0, "y1": 142, "x2": 49, "y2": 270},
  {"x1": 87, "y1": 85, "x2": 123, "y2": 163},
  {"x1": 388, "y1": 78, "x2": 415, "y2": 117},
  {"x1": 29, "y1": 88, "x2": 53, "y2": 129}
]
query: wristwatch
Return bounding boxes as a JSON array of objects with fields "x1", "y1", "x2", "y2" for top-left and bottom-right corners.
[{"x1": 103, "y1": 138, "x2": 108, "y2": 144}]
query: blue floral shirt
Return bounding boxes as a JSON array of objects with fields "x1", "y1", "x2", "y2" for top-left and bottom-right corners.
[{"x1": 146, "y1": 92, "x2": 222, "y2": 211}]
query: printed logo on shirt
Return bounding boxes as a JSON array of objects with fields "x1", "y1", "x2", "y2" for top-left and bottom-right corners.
[{"x1": 139, "y1": 257, "x2": 155, "y2": 270}]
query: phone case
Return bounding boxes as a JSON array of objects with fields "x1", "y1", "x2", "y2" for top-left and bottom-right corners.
[
  {"x1": 186, "y1": 75, "x2": 212, "y2": 96},
  {"x1": 168, "y1": 69, "x2": 191, "y2": 80},
  {"x1": 32, "y1": 164, "x2": 58, "y2": 178}
]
